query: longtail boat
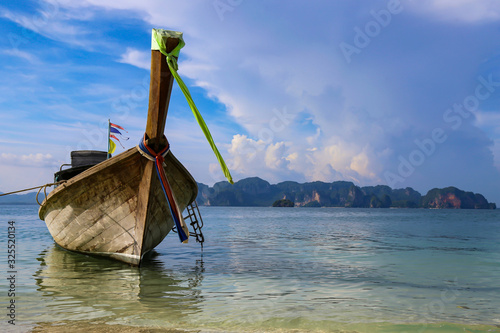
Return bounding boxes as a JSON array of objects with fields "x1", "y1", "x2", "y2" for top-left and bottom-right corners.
[{"x1": 38, "y1": 29, "x2": 232, "y2": 265}]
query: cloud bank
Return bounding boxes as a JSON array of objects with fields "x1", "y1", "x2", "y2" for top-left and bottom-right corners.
[{"x1": 1, "y1": 0, "x2": 500, "y2": 204}]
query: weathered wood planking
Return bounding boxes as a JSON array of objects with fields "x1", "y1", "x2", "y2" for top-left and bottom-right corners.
[{"x1": 39, "y1": 147, "x2": 197, "y2": 265}]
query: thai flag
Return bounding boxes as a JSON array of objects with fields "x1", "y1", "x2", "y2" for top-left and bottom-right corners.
[
  {"x1": 109, "y1": 123, "x2": 129, "y2": 140},
  {"x1": 108, "y1": 122, "x2": 128, "y2": 154},
  {"x1": 110, "y1": 123, "x2": 127, "y2": 132},
  {"x1": 110, "y1": 134, "x2": 125, "y2": 148}
]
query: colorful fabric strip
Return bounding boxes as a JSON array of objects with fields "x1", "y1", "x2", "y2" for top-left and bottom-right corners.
[
  {"x1": 153, "y1": 31, "x2": 233, "y2": 184},
  {"x1": 110, "y1": 134, "x2": 125, "y2": 148},
  {"x1": 137, "y1": 134, "x2": 189, "y2": 243},
  {"x1": 110, "y1": 127, "x2": 129, "y2": 140},
  {"x1": 110, "y1": 127, "x2": 122, "y2": 135},
  {"x1": 108, "y1": 139, "x2": 116, "y2": 154},
  {"x1": 110, "y1": 123, "x2": 126, "y2": 131}
]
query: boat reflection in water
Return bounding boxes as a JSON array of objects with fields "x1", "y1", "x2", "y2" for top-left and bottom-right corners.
[{"x1": 32, "y1": 244, "x2": 204, "y2": 329}]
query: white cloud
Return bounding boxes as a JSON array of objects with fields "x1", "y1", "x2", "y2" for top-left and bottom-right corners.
[
  {"x1": 1, "y1": 6, "x2": 91, "y2": 48},
  {"x1": 0, "y1": 153, "x2": 60, "y2": 167},
  {"x1": 2, "y1": 49, "x2": 39, "y2": 63},
  {"x1": 265, "y1": 142, "x2": 288, "y2": 170},
  {"x1": 493, "y1": 139, "x2": 500, "y2": 171},
  {"x1": 118, "y1": 48, "x2": 150, "y2": 70},
  {"x1": 226, "y1": 135, "x2": 300, "y2": 183},
  {"x1": 473, "y1": 110, "x2": 500, "y2": 170},
  {"x1": 3, "y1": 0, "x2": 500, "y2": 203},
  {"x1": 225, "y1": 134, "x2": 384, "y2": 186},
  {"x1": 286, "y1": 141, "x2": 383, "y2": 185},
  {"x1": 408, "y1": 0, "x2": 500, "y2": 23},
  {"x1": 227, "y1": 134, "x2": 270, "y2": 174},
  {"x1": 0, "y1": 163, "x2": 58, "y2": 193},
  {"x1": 54, "y1": 0, "x2": 499, "y2": 198},
  {"x1": 472, "y1": 110, "x2": 500, "y2": 130}
]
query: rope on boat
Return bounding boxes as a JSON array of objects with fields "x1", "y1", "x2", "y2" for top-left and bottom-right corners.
[
  {"x1": 0, "y1": 181, "x2": 65, "y2": 206},
  {"x1": 137, "y1": 134, "x2": 190, "y2": 243}
]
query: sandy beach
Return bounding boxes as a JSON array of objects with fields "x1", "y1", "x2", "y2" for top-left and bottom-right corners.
[{"x1": 30, "y1": 321, "x2": 191, "y2": 333}]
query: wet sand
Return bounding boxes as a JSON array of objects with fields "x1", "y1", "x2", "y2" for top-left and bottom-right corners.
[
  {"x1": 29, "y1": 322, "x2": 193, "y2": 333},
  {"x1": 27, "y1": 321, "x2": 500, "y2": 333}
]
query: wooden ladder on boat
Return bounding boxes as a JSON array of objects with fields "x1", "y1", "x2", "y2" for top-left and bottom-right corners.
[{"x1": 173, "y1": 201, "x2": 205, "y2": 247}]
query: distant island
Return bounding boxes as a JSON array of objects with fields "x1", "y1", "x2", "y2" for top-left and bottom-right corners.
[
  {"x1": 1, "y1": 177, "x2": 496, "y2": 209},
  {"x1": 272, "y1": 199, "x2": 295, "y2": 207},
  {"x1": 0, "y1": 191, "x2": 38, "y2": 205},
  {"x1": 197, "y1": 177, "x2": 497, "y2": 209}
]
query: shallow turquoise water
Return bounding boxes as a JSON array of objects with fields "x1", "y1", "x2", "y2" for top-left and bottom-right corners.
[{"x1": 0, "y1": 205, "x2": 499, "y2": 332}]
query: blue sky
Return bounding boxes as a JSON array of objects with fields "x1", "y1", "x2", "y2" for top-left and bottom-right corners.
[{"x1": 1, "y1": 0, "x2": 500, "y2": 204}]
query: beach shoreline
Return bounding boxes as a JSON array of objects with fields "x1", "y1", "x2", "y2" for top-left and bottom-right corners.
[
  {"x1": 21, "y1": 320, "x2": 500, "y2": 333},
  {"x1": 28, "y1": 321, "x2": 191, "y2": 333}
]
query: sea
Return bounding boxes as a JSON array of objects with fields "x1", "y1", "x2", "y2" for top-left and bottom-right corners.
[{"x1": 0, "y1": 205, "x2": 499, "y2": 333}]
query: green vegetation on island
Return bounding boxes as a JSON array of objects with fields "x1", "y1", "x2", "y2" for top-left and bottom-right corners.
[
  {"x1": 272, "y1": 199, "x2": 294, "y2": 207},
  {"x1": 303, "y1": 201, "x2": 321, "y2": 207},
  {"x1": 421, "y1": 187, "x2": 496, "y2": 209},
  {"x1": 196, "y1": 177, "x2": 496, "y2": 209},
  {"x1": 2, "y1": 177, "x2": 496, "y2": 209}
]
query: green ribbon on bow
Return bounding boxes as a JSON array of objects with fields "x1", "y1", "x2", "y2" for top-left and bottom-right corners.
[{"x1": 153, "y1": 29, "x2": 233, "y2": 184}]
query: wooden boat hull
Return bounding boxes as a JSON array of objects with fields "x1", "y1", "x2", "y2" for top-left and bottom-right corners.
[{"x1": 38, "y1": 147, "x2": 197, "y2": 265}]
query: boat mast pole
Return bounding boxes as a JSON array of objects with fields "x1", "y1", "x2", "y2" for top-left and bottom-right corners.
[
  {"x1": 145, "y1": 35, "x2": 180, "y2": 151},
  {"x1": 135, "y1": 32, "x2": 182, "y2": 258},
  {"x1": 107, "y1": 119, "x2": 111, "y2": 159}
]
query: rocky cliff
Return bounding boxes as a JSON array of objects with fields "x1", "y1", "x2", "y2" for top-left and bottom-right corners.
[
  {"x1": 421, "y1": 187, "x2": 496, "y2": 209},
  {"x1": 195, "y1": 177, "x2": 496, "y2": 209}
]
